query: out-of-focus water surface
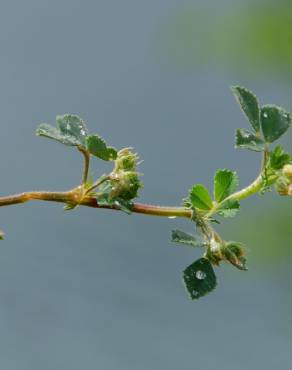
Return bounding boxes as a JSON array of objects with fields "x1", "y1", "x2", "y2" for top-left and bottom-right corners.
[{"x1": 0, "y1": 0, "x2": 291, "y2": 369}]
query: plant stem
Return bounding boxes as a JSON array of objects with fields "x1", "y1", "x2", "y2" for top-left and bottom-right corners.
[
  {"x1": 0, "y1": 190, "x2": 192, "y2": 218},
  {"x1": 78, "y1": 147, "x2": 90, "y2": 184}
]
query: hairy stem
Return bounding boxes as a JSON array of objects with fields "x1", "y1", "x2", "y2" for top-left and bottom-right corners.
[
  {"x1": 78, "y1": 147, "x2": 90, "y2": 184},
  {"x1": 0, "y1": 190, "x2": 192, "y2": 218}
]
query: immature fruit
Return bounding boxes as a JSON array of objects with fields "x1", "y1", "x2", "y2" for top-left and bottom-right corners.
[
  {"x1": 282, "y1": 164, "x2": 292, "y2": 181},
  {"x1": 110, "y1": 171, "x2": 142, "y2": 200}
]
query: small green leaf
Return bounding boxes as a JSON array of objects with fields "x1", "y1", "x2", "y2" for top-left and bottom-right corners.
[
  {"x1": 36, "y1": 124, "x2": 81, "y2": 146},
  {"x1": 214, "y1": 169, "x2": 239, "y2": 202},
  {"x1": 235, "y1": 129, "x2": 266, "y2": 152},
  {"x1": 56, "y1": 114, "x2": 88, "y2": 145},
  {"x1": 36, "y1": 114, "x2": 88, "y2": 147},
  {"x1": 269, "y1": 145, "x2": 292, "y2": 170},
  {"x1": 113, "y1": 198, "x2": 133, "y2": 215},
  {"x1": 171, "y1": 229, "x2": 205, "y2": 248},
  {"x1": 0, "y1": 230, "x2": 4, "y2": 240},
  {"x1": 261, "y1": 105, "x2": 291, "y2": 143},
  {"x1": 86, "y1": 135, "x2": 117, "y2": 161},
  {"x1": 183, "y1": 258, "x2": 217, "y2": 300},
  {"x1": 64, "y1": 203, "x2": 78, "y2": 211},
  {"x1": 189, "y1": 184, "x2": 213, "y2": 210},
  {"x1": 232, "y1": 86, "x2": 260, "y2": 132},
  {"x1": 217, "y1": 199, "x2": 240, "y2": 218}
]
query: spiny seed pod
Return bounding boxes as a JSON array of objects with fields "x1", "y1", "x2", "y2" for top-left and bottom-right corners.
[
  {"x1": 222, "y1": 242, "x2": 247, "y2": 271},
  {"x1": 282, "y1": 164, "x2": 292, "y2": 181},
  {"x1": 110, "y1": 171, "x2": 142, "y2": 200},
  {"x1": 275, "y1": 178, "x2": 291, "y2": 196},
  {"x1": 114, "y1": 148, "x2": 139, "y2": 172}
]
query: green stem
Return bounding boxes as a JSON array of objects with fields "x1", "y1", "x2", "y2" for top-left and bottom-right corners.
[
  {"x1": 226, "y1": 174, "x2": 263, "y2": 202},
  {"x1": 78, "y1": 147, "x2": 90, "y2": 184}
]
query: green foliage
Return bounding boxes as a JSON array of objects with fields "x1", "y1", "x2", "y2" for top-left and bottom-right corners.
[
  {"x1": 260, "y1": 105, "x2": 291, "y2": 143},
  {"x1": 233, "y1": 88, "x2": 291, "y2": 152},
  {"x1": 16, "y1": 85, "x2": 292, "y2": 300},
  {"x1": 214, "y1": 169, "x2": 239, "y2": 202},
  {"x1": 86, "y1": 135, "x2": 117, "y2": 161},
  {"x1": 36, "y1": 114, "x2": 117, "y2": 161},
  {"x1": 183, "y1": 258, "x2": 217, "y2": 300},
  {"x1": 269, "y1": 145, "x2": 292, "y2": 170},
  {"x1": 171, "y1": 229, "x2": 205, "y2": 248},
  {"x1": 189, "y1": 184, "x2": 213, "y2": 210},
  {"x1": 217, "y1": 199, "x2": 240, "y2": 218},
  {"x1": 37, "y1": 115, "x2": 88, "y2": 147},
  {"x1": 231, "y1": 86, "x2": 260, "y2": 132},
  {"x1": 235, "y1": 128, "x2": 266, "y2": 152},
  {"x1": 57, "y1": 115, "x2": 88, "y2": 145}
]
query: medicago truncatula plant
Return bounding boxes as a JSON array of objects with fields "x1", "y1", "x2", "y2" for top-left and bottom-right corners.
[{"x1": 0, "y1": 86, "x2": 292, "y2": 300}]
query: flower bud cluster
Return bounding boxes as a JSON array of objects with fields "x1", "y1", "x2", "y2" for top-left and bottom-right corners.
[
  {"x1": 109, "y1": 148, "x2": 143, "y2": 201},
  {"x1": 276, "y1": 164, "x2": 292, "y2": 196}
]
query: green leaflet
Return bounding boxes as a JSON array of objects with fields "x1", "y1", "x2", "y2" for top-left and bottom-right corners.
[
  {"x1": 260, "y1": 105, "x2": 291, "y2": 143},
  {"x1": 57, "y1": 114, "x2": 88, "y2": 145},
  {"x1": 231, "y1": 86, "x2": 260, "y2": 132},
  {"x1": 171, "y1": 229, "x2": 205, "y2": 248},
  {"x1": 214, "y1": 169, "x2": 239, "y2": 202},
  {"x1": 86, "y1": 135, "x2": 117, "y2": 161},
  {"x1": 36, "y1": 123, "x2": 82, "y2": 146},
  {"x1": 189, "y1": 184, "x2": 213, "y2": 210},
  {"x1": 269, "y1": 145, "x2": 292, "y2": 170},
  {"x1": 183, "y1": 258, "x2": 217, "y2": 300},
  {"x1": 36, "y1": 114, "x2": 88, "y2": 147},
  {"x1": 235, "y1": 129, "x2": 266, "y2": 152},
  {"x1": 217, "y1": 199, "x2": 240, "y2": 218}
]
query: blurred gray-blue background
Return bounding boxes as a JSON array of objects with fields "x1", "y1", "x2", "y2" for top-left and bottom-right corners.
[{"x1": 0, "y1": 0, "x2": 291, "y2": 369}]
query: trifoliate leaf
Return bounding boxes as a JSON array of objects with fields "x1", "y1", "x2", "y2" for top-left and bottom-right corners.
[
  {"x1": 57, "y1": 114, "x2": 88, "y2": 145},
  {"x1": 261, "y1": 105, "x2": 291, "y2": 143},
  {"x1": 214, "y1": 169, "x2": 239, "y2": 202},
  {"x1": 171, "y1": 229, "x2": 205, "y2": 248},
  {"x1": 235, "y1": 129, "x2": 266, "y2": 152},
  {"x1": 189, "y1": 184, "x2": 213, "y2": 210},
  {"x1": 36, "y1": 114, "x2": 88, "y2": 147},
  {"x1": 269, "y1": 145, "x2": 292, "y2": 170},
  {"x1": 231, "y1": 86, "x2": 260, "y2": 132},
  {"x1": 183, "y1": 258, "x2": 217, "y2": 300},
  {"x1": 217, "y1": 199, "x2": 240, "y2": 218},
  {"x1": 86, "y1": 135, "x2": 117, "y2": 161}
]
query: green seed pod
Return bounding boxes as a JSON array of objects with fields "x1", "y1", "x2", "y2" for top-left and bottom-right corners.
[
  {"x1": 110, "y1": 171, "x2": 142, "y2": 201},
  {"x1": 221, "y1": 242, "x2": 247, "y2": 270}
]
